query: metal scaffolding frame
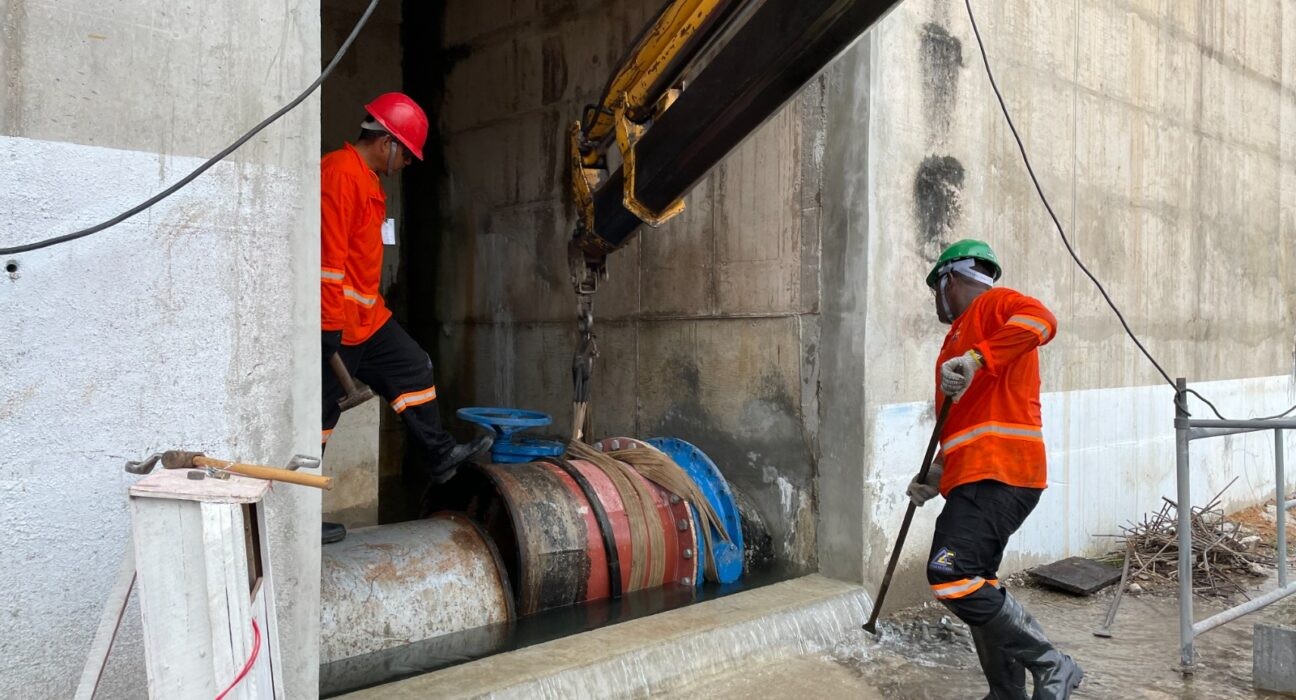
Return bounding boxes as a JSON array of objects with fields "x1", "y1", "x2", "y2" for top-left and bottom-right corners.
[{"x1": 1174, "y1": 378, "x2": 1296, "y2": 670}]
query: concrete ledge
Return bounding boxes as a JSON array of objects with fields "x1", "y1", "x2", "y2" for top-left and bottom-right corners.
[
  {"x1": 1254, "y1": 622, "x2": 1296, "y2": 695},
  {"x1": 339, "y1": 575, "x2": 870, "y2": 699}
]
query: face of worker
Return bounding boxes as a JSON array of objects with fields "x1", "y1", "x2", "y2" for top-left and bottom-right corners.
[
  {"x1": 933, "y1": 274, "x2": 954, "y2": 325},
  {"x1": 381, "y1": 135, "x2": 414, "y2": 176},
  {"x1": 932, "y1": 272, "x2": 985, "y2": 325}
]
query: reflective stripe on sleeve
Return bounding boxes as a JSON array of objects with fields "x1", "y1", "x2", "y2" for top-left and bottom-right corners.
[
  {"x1": 1006, "y1": 314, "x2": 1052, "y2": 342},
  {"x1": 343, "y1": 287, "x2": 378, "y2": 307}
]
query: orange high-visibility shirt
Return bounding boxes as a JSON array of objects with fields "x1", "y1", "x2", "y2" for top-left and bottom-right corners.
[
  {"x1": 321, "y1": 144, "x2": 391, "y2": 345},
  {"x1": 935, "y1": 287, "x2": 1057, "y2": 494}
]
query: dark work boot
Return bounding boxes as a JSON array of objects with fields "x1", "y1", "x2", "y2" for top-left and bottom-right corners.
[
  {"x1": 977, "y1": 591, "x2": 1083, "y2": 700},
  {"x1": 427, "y1": 434, "x2": 493, "y2": 484},
  {"x1": 322, "y1": 521, "x2": 346, "y2": 545},
  {"x1": 970, "y1": 622, "x2": 1028, "y2": 699}
]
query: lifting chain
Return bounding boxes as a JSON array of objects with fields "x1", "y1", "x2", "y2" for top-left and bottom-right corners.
[{"x1": 570, "y1": 290, "x2": 599, "y2": 442}]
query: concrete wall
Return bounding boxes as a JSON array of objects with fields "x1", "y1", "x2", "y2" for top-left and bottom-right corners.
[
  {"x1": 0, "y1": 1, "x2": 322, "y2": 696},
  {"x1": 430, "y1": 0, "x2": 1295, "y2": 600},
  {"x1": 433, "y1": 0, "x2": 824, "y2": 571},
  {"x1": 818, "y1": 0, "x2": 1296, "y2": 601}
]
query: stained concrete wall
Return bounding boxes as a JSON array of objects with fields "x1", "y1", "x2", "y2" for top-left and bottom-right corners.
[
  {"x1": 431, "y1": 0, "x2": 1296, "y2": 600},
  {"x1": 0, "y1": 1, "x2": 321, "y2": 696},
  {"x1": 819, "y1": 0, "x2": 1296, "y2": 601},
  {"x1": 434, "y1": 0, "x2": 824, "y2": 571}
]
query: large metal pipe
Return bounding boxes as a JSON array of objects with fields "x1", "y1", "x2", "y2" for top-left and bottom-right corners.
[
  {"x1": 426, "y1": 459, "x2": 699, "y2": 616},
  {"x1": 319, "y1": 515, "x2": 514, "y2": 663}
]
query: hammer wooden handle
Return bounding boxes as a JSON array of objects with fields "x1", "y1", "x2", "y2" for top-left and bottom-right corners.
[{"x1": 194, "y1": 456, "x2": 333, "y2": 490}]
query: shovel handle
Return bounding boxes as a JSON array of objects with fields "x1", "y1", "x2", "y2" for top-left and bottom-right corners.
[
  {"x1": 863, "y1": 396, "x2": 954, "y2": 633},
  {"x1": 194, "y1": 456, "x2": 333, "y2": 490}
]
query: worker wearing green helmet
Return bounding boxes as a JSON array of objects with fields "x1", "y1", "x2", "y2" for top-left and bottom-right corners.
[{"x1": 910, "y1": 239, "x2": 1084, "y2": 699}]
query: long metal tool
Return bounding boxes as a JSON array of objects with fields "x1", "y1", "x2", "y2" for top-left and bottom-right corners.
[
  {"x1": 1093, "y1": 539, "x2": 1132, "y2": 638},
  {"x1": 863, "y1": 396, "x2": 953, "y2": 635}
]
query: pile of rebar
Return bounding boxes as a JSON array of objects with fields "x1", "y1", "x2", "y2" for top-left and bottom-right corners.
[{"x1": 1109, "y1": 479, "x2": 1272, "y2": 598}]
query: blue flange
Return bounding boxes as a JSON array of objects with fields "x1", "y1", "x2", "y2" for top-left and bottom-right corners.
[
  {"x1": 646, "y1": 437, "x2": 744, "y2": 585},
  {"x1": 457, "y1": 407, "x2": 565, "y2": 464},
  {"x1": 490, "y1": 436, "x2": 566, "y2": 464}
]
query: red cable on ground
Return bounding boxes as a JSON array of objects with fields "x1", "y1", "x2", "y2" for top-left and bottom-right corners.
[{"x1": 214, "y1": 618, "x2": 262, "y2": 700}]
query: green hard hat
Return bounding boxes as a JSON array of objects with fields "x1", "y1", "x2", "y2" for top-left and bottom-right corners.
[{"x1": 926, "y1": 239, "x2": 1002, "y2": 289}]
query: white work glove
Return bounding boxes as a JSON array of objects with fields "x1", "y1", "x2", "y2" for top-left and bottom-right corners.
[
  {"x1": 906, "y1": 456, "x2": 944, "y2": 507},
  {"x1": 940, "y1": 351, "x2": 982, "y2": 401}
]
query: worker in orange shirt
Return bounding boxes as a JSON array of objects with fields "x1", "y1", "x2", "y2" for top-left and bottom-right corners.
[
  {"x1": 907, "y1": 240, "x2": 1083, "y2": 699},
  {"x1": 320, "y1": 93, "x2": 490, "y2": 543}
]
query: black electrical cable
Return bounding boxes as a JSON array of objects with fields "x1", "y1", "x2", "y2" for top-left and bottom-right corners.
[
  {"x1": 0, "y1": 0, "x2": 383, "y2": 257},
  {"x1": 963, "y1": 0, "x2": 1296, "y2": 422}
]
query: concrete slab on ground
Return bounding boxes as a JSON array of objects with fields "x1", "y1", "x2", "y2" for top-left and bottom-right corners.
[
  {"x1": 339, "y1": 570, "x2": 1296, "y2": 699},
  {"x1": 338, "y1": 575, "x2": 870, "y2": 699},
  {"x1": 1254, "y1": 622, "x2": 1296, "y2": 695},
  {"x1": 661, "y1": 655, "x2": 878, "y2": 699}
]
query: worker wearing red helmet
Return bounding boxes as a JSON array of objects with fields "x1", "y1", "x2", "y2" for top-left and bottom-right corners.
[
  {"x1": 908, "y1": 240, "x2": 1083, "y2": 699},
  {"x1": 320, "y1": 93, "x2": 489, "y2": 543}
]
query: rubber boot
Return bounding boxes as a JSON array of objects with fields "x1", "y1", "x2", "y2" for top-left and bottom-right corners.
[
  {"x1": 427, "y1": 433, "x2": 493, "y2": 484},
  {"x1": 970, "y1": 622, "x2": 1028, "y2": 699},
  {"x1": 977, "y1": 591, "x2": 1083, "y2": 700}
]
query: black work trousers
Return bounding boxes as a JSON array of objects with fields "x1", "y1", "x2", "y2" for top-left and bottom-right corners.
[
  {"x1": 321, "y1": 318, "x2": 456, "y2": 461},
  {"x1": 926, "y1": 479, "x2": 1042, "y2": 625}
]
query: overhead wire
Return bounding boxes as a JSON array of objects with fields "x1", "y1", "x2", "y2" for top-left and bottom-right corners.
[
  {"x1": 0, "y1": 0, "x2": 383, "y2": 257},
  {"x1": 962, "y1": 0, "x2": 1296, "y2": 422}
]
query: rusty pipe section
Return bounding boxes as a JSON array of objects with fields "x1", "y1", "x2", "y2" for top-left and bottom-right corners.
[
  {"x1": 426, "y1": 458, "x2": 699, "y2": 616},
  {"x1": 319, "y1": 514, "x2": 514, "y2": 663}
]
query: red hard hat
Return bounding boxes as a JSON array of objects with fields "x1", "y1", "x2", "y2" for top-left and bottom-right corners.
[{"x1": 364, "y1": 92, "x2": 428, "y2": 160}]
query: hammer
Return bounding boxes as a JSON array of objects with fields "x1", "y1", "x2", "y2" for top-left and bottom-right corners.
[
  {"x1": 330, "y1": 352, "x2": 374, "y2": 412},
  {"x1": 126, "y1": 451, "x2": 332, "y2": 490}
]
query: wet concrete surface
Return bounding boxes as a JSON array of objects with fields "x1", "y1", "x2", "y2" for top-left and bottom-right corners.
[
  {"x1": 661, "y1": 655, "x2": 880, "y2": 699},
  {"x1": 668, "y1": 573, "x2": 1296, "y2": 699},
  {"x1": 336, "y1": 574, "x2": 870, "y2": 699}
]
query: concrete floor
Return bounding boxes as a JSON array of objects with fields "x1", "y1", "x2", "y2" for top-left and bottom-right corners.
[
  {"x1": 667, "y1": 575, "x2": 1296, "y2": 699},
  {"x1": 337, "y1": 575, "x2": 871, "y2": 699},
  {"x1": 660, "y1": 655, "x2": 876, "y2": 698},
  {"x1": 339, "y1": 571, "x2": 1295, "y2": 699}
]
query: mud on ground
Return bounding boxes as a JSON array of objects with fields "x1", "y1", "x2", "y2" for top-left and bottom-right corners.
[{"x1": 826, "y1": 501, "x2": 1296, "y2": 698}]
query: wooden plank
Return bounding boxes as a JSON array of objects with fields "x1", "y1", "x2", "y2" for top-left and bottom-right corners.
[
  {"x1": 130, "y1": 468, "x2": 268, "y2": 504},
  {"x1": 1027, "y1": 556, "x2": 1123, "y2": 595},
  {"x1": 251, "y1": 500, "x2": 285, "y2": 699},
  {"x1": 73, "y1": 539, "x2": 136, "y2": 700},
  {"x1": 132, "y1": 496, "x2": 219, "y2": 697}
]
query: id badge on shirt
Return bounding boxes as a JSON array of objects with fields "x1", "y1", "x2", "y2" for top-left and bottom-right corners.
[{"x1": 381, "y1": 218, "x2": 396, "y2": 246}]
